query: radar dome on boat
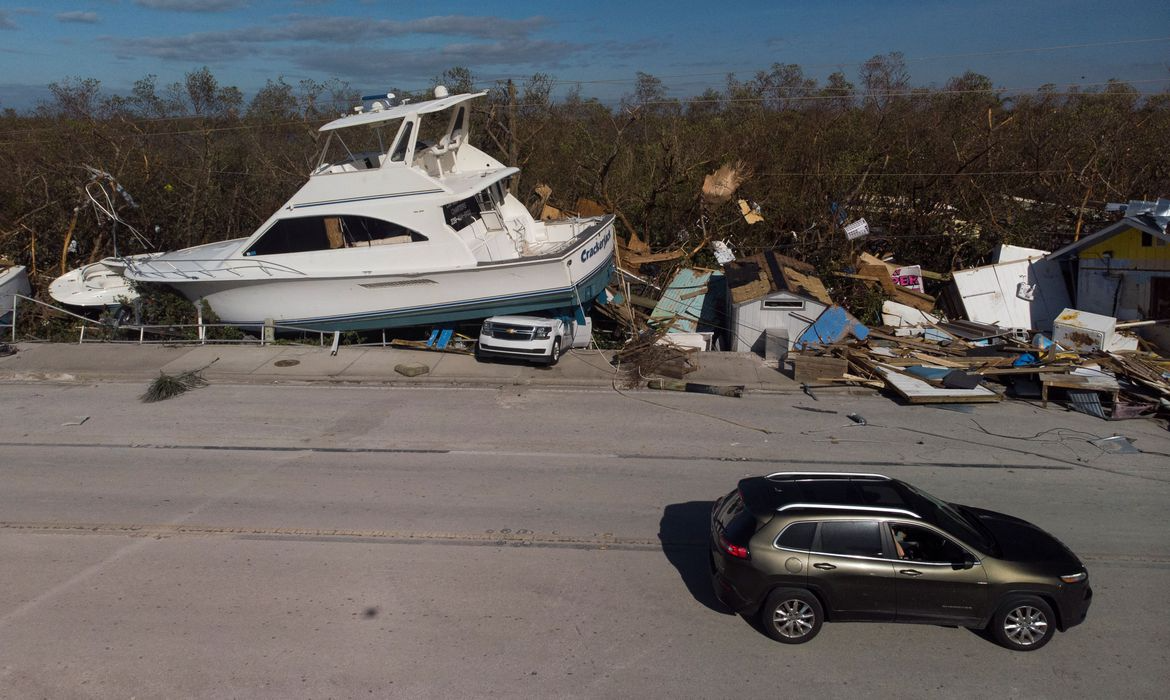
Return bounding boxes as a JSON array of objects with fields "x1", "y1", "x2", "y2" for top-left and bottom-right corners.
[{"x1": 434, "y1": 85, "x2": 449, "y2": 98}]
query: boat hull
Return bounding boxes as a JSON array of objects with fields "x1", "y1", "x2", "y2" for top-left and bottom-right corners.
[
  {"x1": 1, "y1": 265, "x2": 32, "y2": 322},
  {"x1": 48, "y1": 257, "x2": 151, "y2": 308},
  {"x1": 142, "y1": 218, "x2": 615, "y2": 332}
]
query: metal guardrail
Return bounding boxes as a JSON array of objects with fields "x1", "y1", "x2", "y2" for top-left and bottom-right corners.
[{"x1": 7, "y1": 294, "x2": 331, "y2": 347}]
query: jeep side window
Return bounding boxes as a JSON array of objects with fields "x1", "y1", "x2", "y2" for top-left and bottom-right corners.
[
  {"x1": 775, "y1": 521, "x2": 817, "y2": 551},
  {"x1": 817, "y1": 520, "x2": 882, "y2": 557},
  {"x1": 889, "y1": 523, "x2": 970, "y2": 563}
]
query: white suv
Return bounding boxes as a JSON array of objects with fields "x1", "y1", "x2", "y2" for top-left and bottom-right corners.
[{"x1": 476, "y1": 315, "x2": 592, "y2": 366}]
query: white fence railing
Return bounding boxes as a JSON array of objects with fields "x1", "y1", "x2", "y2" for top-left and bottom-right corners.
[{"x1": 7, "y1": 294, "x2": 335, "y2": 347}]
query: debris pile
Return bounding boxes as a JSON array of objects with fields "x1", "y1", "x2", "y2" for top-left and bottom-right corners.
[{"x1": 579, "y1": 170, "x2": 1170, "y2": 422}]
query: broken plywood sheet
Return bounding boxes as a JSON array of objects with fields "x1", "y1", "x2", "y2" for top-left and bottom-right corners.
[
  {"x1": 702, "y1": 163, "x2": 746, "y2": 206},
  {"x1": 649, "y1": 268, "x2": 722, "y2": 334},
  {"x1": 882, "y1": 300, "x2": 940, "y2": 327},
  {"x1": 782, "y1": 268, "x2": 833, "y2": 306},
  {"x1": 875, "y1": 365, "x2": 1002, "y2": 404}
]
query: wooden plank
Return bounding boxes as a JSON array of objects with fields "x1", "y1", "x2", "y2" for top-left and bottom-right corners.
[
  {"x1": 790, "y1": 355, "x2": 848, "y2": 382},
  {"x1": 875, "y1": 365, "x2": 1002, "y2": 404},
  {"x1": 867, "y1": 330, "x2": 966, "y2": 356},
  {"x1": 624, "y1": 250, "x2": 687, "y2": 265}
]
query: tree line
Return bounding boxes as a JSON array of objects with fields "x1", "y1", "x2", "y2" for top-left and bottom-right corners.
[{"x1": 1, "y1": 55, "x2": 1167, "y2": 306}]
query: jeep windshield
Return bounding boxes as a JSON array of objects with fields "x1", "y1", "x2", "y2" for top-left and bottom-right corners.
[{"x1": 899, "y1": 481, "x2": 998, "y2": 555}]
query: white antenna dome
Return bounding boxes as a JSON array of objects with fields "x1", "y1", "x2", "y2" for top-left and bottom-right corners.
[{"x1": 434, "y1": 85, "x2": 449, "y2": 99}]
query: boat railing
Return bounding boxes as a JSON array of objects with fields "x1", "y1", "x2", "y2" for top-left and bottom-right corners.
[{"x1": 123, "y1": 256, "x2": 308, "y2": 280}]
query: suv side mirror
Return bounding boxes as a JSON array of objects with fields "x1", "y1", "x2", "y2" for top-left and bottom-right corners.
[{"x1": 953, "y1": 555, "x2": 976, "y2": 570}]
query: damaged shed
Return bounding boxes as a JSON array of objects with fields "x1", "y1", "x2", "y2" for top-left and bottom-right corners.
[
  {"x1": 725, "y1": 251, "x2": 833, "y2": 356},
  {"x1": 1048, "y1": 199, "x2": 1170, "y2": 350}
]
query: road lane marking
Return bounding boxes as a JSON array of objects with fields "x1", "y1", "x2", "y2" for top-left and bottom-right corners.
[
  {"x1": 0, "y1": 440, "x2": 1072, "y2": 469},
  {"x1": 3, "y1": 521, "x2": 1167, "y2": 565}
]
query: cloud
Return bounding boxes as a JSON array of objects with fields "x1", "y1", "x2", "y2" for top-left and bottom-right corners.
[
  {"x1": 112, "y1": 14, "x2": 557, "y2": 63},
  {"x1": 56, "y1": 11, "x2": 101, "y2": 24},
  {"x1": 135, "y1": 0, "x2": 249, "y2": 11},
  {"x1": 290, "y1": 38, "x2": 582, "y2": 84},
  {"x1": 0, "y1": 10, "x2": 18, "y2": 30}
]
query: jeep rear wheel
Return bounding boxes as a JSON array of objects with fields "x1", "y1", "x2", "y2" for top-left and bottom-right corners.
[
  {"x1": 991, "y1": 596, "x2": 1055, "y2": 651},
  {"x1": 761, "y1": 588, "x2": 823, "y2": 644}
]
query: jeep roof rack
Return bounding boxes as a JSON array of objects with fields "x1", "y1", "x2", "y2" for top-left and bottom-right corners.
[
  {"x1": 739, "y1": 472, "x2": 910, "y2": 520},
  {"x1": 765, "y1": 471, "x2": 891, "y2": 481},
  {"x1": 776, "y1": 503, "x2": 921, "y2": 518}
]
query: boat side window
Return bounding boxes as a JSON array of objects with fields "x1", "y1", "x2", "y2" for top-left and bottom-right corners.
[
  {"x1": 443, "y1": 196, "x2": 481, "y2": 231},
  {"x1": 476, "y1": 185, "x2": 504, "y2": 213},
  {"x1": 390, "y1": 121, "x2": 414, "y2": 163},
  {"x1": 341, "y1": 215, "x2": 428, "y2": 247},
  {"x1": 244, "y1": 215, "x2": 427, "y2": 256}
]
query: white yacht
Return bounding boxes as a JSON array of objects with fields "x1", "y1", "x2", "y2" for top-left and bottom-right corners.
[
  {"x1": 123, "y1": 88, "x2": 615, "y2": 331},
  {"x1": 1, "y1": 263, "x2": 31, "y2": 322}
]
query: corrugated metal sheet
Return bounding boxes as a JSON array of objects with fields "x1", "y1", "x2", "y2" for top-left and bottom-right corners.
[{"x1": 1067, "y1": 390, "x2": 1106, "y2": 419}]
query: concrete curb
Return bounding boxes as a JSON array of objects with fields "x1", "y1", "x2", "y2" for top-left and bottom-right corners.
[{"x1": 0, "y1": 341, "x2": 834, "y2": 395}]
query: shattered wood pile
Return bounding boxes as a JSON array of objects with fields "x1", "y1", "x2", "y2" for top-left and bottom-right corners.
[
  {"x1": 791, "y1": 318, "x2": 1170, "y2": 419},
  {"x1": 534, "y1": 172, "x2": 1169, "y2": 425},
  {"x1": 612, "y1": 319, "x2": 699, "y2": 389}
]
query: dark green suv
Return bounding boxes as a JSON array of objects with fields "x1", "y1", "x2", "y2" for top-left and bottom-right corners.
[{"x1": 710, "y1": 472, "x2": 1092, "y2": 651}]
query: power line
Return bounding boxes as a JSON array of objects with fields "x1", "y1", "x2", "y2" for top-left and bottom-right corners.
[
  {"x1": 475, "y1": 36, "x2": 1170, "y2": 86},
  {"x1": 1, "y1": 74, "x2": 1167, "y2": 143}
]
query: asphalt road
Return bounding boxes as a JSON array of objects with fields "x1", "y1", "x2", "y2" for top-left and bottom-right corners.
[{"x1": 1, "y1": 381, "x2": 1168, "y2": 698}]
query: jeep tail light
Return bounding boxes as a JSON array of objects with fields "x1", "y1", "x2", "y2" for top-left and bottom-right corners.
[{"x1": 719, "y1": 532, "x2": 750, "y2": 560}]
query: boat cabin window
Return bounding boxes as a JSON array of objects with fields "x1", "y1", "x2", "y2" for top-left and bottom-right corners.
[
  {"x1": 244, "y1": 215, "x2": 427, "y2": 256},
  {"x1": 443, "y1": 196, "x2": 481, "y2": 231}
]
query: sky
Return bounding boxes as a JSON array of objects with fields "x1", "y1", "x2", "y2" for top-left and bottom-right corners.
[{"x1": 1, "y1": 0, "x2": 1168, "y2": 112}]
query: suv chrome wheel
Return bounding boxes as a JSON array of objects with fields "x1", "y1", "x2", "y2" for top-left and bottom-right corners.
[
  {"x1": 773, "y1": 600, "x2": 815, "y2": 639},
  {"x1": 1003, "y1": 605, "x2": 1048, "y2": 646},
  {"x1": 991, "y1": 596, "x2": 1056, "y2": 651},
  {"x1": 761, "y1": 589, "x2": 823, "y2": 644}
]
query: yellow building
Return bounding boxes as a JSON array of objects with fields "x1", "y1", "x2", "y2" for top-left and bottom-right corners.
[{"x1": 1049, "y1": 199, "x2": 1170, "y2": 349}]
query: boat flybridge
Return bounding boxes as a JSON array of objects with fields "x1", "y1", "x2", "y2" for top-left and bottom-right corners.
[{"x1": 123, "y1": 87, "x2": 615, "y2": 331}]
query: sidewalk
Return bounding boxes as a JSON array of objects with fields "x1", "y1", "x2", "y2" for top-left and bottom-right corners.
[{"x1": 0, "y1": 342, "x2": 804, "y2": 393}]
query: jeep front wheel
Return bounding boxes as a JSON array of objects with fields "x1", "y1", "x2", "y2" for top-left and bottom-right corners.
[{"x1": 991, "y1": 596, "x2": 1055, "y2": 651}]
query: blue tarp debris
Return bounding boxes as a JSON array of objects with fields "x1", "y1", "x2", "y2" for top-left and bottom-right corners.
[{"x1": 795, "y1": 305, "x2": 869, "y2": 349}]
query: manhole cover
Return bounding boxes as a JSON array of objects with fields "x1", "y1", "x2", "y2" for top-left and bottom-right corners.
[{"x1": 274, "y1": 359, "x2": 300, "y2": 367}]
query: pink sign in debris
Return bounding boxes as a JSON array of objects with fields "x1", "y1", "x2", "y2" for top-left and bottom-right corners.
[{"x1": 891, "y1": 265, "x2": 924, "y2": 292}]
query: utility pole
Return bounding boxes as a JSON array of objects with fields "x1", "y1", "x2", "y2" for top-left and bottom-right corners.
[{"x1": 507, "y1": 79, "x2": 518, "y2": 195}]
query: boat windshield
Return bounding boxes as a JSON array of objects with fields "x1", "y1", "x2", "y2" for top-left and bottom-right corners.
[{"x1": 314, "y1": 123, "x2": 395, "y2": 173}]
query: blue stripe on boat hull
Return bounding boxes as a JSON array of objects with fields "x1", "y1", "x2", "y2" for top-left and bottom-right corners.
[{"x1": 278, "y1": 261, "x2": 614, "y2": 332}]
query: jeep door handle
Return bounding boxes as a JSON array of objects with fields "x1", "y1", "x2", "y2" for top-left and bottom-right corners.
[
  {"x1": 813, "y1": 563, "x2": 836, "y2": 570},
  {"x1": 899, "y1": 569, "x2": 923, "y2": 577}
]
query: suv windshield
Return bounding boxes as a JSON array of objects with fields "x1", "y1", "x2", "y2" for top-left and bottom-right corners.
[{"x1": 899, "y1": 481, "x2": 996, "y2": 555}]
